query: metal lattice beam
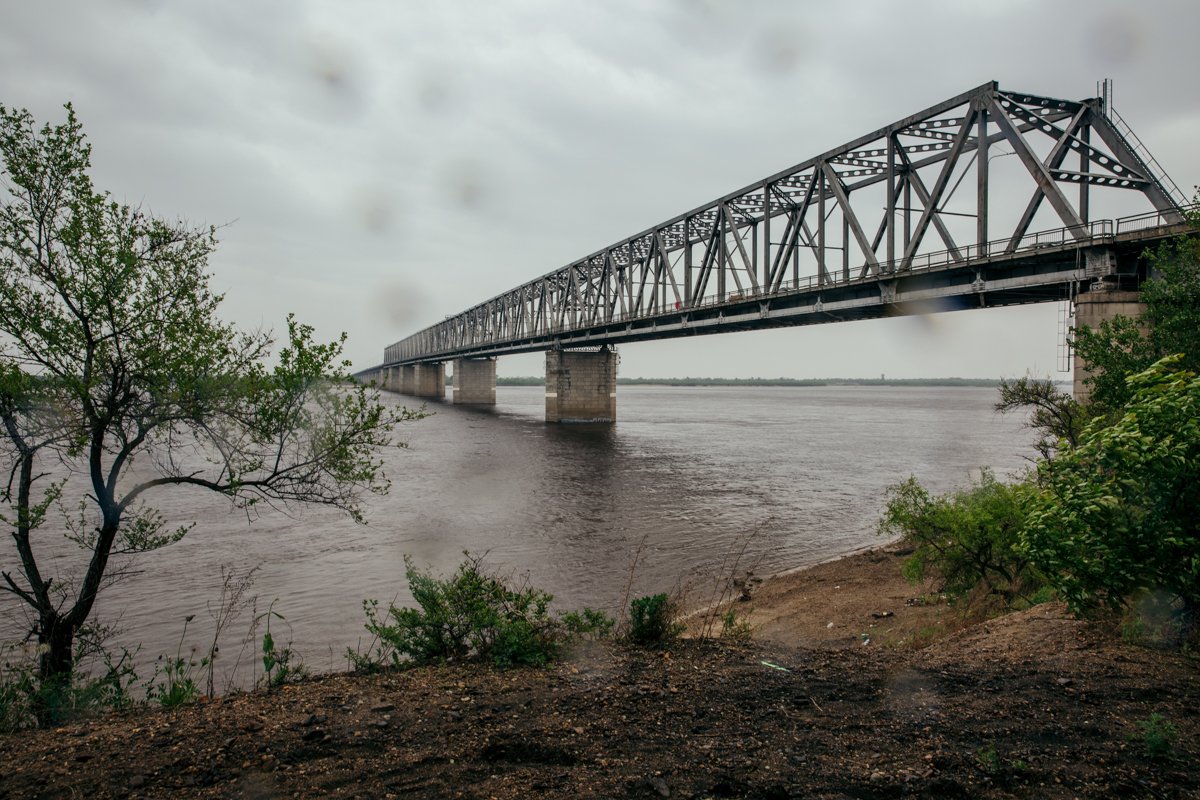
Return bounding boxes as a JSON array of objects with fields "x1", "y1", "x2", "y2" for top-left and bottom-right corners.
[{"x1": 380, "y1": 81, "x2": 1186, "y2": 367}]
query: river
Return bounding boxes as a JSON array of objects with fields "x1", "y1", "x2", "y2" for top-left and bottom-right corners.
[{"x1": 0, "y1": 384, "x2": 1035, "y2": 688}]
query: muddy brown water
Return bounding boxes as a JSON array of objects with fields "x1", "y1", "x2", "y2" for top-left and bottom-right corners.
[{"x1": 0, "y1": 384, "x2": 1035, "y2": 689}]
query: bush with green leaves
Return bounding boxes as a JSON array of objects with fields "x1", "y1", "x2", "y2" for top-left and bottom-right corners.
[
  {"x1": 628, "y1": 593, "x2": 683, "y2": 646},
  {"x1": 1022, "y1": 357, "x2": 1200, "y2": 621},
  {"x1": 1136, "y1": 713, "x2": 1179, "y2": 759},
  {"x1": 354, "y1": 554, "x2": 610, "y2": 670},
  {"x1": 879, "y1": 469, "x2": 1041, "y2": 607},
  {"x1": 0, "y1": 639, "x2": 138, "y2": 732}
]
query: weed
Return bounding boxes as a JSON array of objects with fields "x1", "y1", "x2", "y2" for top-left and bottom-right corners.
[
  {"x1": 628, "y1": 593, "x2": 683, "y2": 646},
  {"x1": 258, "y1": 601, "x2": 305, "y2": 689},
  {"x1": 560, "y1": 608, "x2": 615, "y2": 639},
  {"x1": 144, "y1": 616, "x2": 205, "y2": 707},
  {"x1": 1136, "y1": 713, "x2": 1178, "y2": 758},
  {"x1": 0, "y1": 634, "x2": 139, "y2": 731},
  {"x1": 695, "y1": 521, "x2": 773, "y2": 640},
  {"x1": 1121, "y1": 616, "x2": 1146, "y2": 645},
  {"x1": 976, "y1": 743, "x2": 1002, "y2": 775},
  {"x1": 719, "y1": 608, "x2": 754, "y2": 644},
  {"x1": 203, "y1": 563, "x2": 260, "y2": 697}
]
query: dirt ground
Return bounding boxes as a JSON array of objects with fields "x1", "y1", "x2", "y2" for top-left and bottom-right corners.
[{"x1": 1, "y1": 547, "x2": 1197, "y2": 799}]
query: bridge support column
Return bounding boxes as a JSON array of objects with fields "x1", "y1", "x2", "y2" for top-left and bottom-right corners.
[
  {"x1": 399, "y1": 365, "x2": 416, "y2": 395},
  {"x1": 1072, "y1": 284, "x2": 1145, "y2": 403},
  {"x1": 413, "y1": 363, "x2": 446, "y2": 399},
  {"x1": 545, "y1": 347, "x2": 617, "y2": 423},
  {"x1": 452, "y1": 358, "x2": 496, "y2": 405}
]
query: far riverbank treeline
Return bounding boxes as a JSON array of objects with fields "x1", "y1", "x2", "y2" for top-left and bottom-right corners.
[{"x1": 479, "y1": 376, "x2": 1008, "y2": 388}]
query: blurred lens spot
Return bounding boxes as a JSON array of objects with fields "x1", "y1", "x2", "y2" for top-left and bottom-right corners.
[
  {"x1": 352, "y1": 186, "x2": 398, "y2": 234},
  {"x1": 1087, "y1": 12, "x2": 1146, "y2": 66},
  {"x1": 308, "y1": 36, "x2": 353, "y2": 91},
  {"x1": 371, "y1": 282, "x2": 432, "y2": 328},
  {"x1": 441, "y1": 158, "x2": 493, "y2": 211},
  {"x1": 753, "y1": 24, "x2": 806, "y2": 75},
  {"x1": 416, "y1": 69, "x2": 457, "y2": 114}
]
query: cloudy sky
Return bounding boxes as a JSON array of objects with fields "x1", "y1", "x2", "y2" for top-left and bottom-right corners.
[{"x1": 2, "y1": 0, "x2": 1197, "y2": 379}]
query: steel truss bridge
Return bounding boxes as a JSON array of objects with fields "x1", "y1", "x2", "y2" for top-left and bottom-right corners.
[{"x1": 378, "y1": 81, "x2": 1189, "y2": 369}]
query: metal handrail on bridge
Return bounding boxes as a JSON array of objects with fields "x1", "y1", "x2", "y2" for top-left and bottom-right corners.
[{"x1": 426, "y1": 207, "x2": 1192, "y2": 340}]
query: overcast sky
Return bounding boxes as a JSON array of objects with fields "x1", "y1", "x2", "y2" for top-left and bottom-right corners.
[{"x1": 2, "y1": 0, "x2": 1197, "y2": 379}]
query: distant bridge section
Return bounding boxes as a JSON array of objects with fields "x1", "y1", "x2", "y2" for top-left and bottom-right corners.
[{"x1": 367, "y1": 81, "x2": 1190, "y2": 421}]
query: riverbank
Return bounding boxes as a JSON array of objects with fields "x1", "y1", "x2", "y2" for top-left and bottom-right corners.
[{"x1": 2, "y1": 547, "x2": 1196, "y2": 799}]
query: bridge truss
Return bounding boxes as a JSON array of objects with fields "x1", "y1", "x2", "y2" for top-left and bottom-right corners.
[{"x1": 385, "y1": 81, "x2": 1187, "y2": 366}]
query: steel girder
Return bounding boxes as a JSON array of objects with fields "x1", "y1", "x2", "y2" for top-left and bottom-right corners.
[{"x1": 382, "y1": 81, "x2": 1186, "y2": 367}]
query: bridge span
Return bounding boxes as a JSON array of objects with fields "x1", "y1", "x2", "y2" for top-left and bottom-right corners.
[{"x1": 361, "y1": 81, "x2": 1190, "y2": 421}]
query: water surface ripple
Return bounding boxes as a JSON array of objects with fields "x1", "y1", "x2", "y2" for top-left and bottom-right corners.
[{"x1": 0, "y1": 385, "x2": 1034, "y2": 683}]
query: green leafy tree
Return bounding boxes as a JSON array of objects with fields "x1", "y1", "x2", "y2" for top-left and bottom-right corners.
[
  {"x1": 1022, "y1": 357, "x2": 1200, "y2": 621},
  {"x1": 1073, "y1": 201, "x2": 1200, "y2": 412},
  {"x1": 879, "y1": 470, "x2": 1040, "y2": 606},
  {"x1": 0, "y1": 104, "x2": 412, "y2": 689},
  {"x1": 994, "y1": 376, "x2": 1084, "y2": 460}
]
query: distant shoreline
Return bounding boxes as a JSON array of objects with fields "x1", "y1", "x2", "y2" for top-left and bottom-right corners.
[{"x1": 492, "y1": 376, "x2": 1011, "y2": 388}]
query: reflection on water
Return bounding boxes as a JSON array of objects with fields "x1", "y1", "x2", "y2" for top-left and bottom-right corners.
[{"x1": 0, "y1": 385, "x2": 1033, "y2": 687}]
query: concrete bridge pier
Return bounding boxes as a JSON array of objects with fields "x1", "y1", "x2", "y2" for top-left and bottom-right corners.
[
  {"x1": 411, "y1": 363, "x2": 445, "y2": 399},
  {"x1": 545, "y1": 347, "x2": 618, "y2": 423},
  {"x1": 452, "y1": 358, "x2": 497, "y2": 405},
  {"x1": 399, "y1": 366, "x2": 416, "y2": 394},
  {"x1": 1072, "y1": 282, "x2": 1145, "y2": 404}
]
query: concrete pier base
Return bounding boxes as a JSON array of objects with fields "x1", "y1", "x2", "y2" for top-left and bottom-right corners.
[
  {"x1": 413, "y1": 363, "x2": 445, "y2": 399},
  {"x1": 1073, "y1": 285, "x2": 1145, "y2": 403},
  {"x1": 452, "y1": 358, "x2": 497, "y2": 405},
  {"x1": 545, "y1": 348, "x2": 617, "y2": 423},
  {"x1": 399, "y1": 365, "x2": 416, "y2": 395}
]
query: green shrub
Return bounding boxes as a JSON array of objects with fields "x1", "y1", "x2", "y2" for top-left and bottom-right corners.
[
  {"x1": 628, "y1": 593, "x2": 683, "y2": 646},
  {"x1": 719, "y1": 608, "x2": 754, "y2": 643},
  {"x1": 560, "y1": 608, "x2": 615, "y2": 639},
  {"x1": 1, "y1": 640, "x2": 138, "y2": 731},
  {"x1": 879, "y1": 469, "x2": 1041, "y2": 607},
  {"x1": 1137, "y1": 713, "x2": 1178, "y2": 758},
  {"x1": 1023, "y1": 358, "x2": 1200, "y2": 622},
  {"x1": 358, "y1": 554, "x2": 567, "y2": 668}
]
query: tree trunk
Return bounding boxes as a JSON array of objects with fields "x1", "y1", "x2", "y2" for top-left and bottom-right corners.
[{"x1": 38, "y1": 612, "x2": 75, "y2": 682}]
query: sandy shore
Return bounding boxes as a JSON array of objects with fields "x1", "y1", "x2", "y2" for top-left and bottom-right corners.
[{"x1": 690, "y1": 543, "x2": 968, "y2": 651}]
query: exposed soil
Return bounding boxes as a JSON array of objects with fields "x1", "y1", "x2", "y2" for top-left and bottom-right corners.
[{"x1": 1, "y1": 547, "x2": 1197, "y2": 799}]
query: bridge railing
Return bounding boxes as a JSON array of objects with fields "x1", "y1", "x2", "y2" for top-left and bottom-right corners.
[
  {"x1": 1116, "y1": 204, "x2": 1197, "y2": 235},
  {"x1": 592, "y1": 219, "x2": 1120, "y2": 324},
  {"x1": 386, "y1": 207, "x2": 1193, "y2": 361}
]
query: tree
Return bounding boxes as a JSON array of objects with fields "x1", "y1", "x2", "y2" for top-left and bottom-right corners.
[
  {"x1": 994, "y1": 376, "x2": 1084, "y2": 461},
  {"x1": 878, "y1": 469, "x2": 1040, "y2": 607},
  {"x1": 1021, "y1": 357, "x2": 1200, "y2": 622},
  {"x1": 1073, "y1": 200, "x2": 1200, "y2": 412},
  {"x1": 0, "y1": 104, "x2": 411, "y2": 688}
]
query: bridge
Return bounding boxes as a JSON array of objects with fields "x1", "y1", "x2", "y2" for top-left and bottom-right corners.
[{"x1": 361, "y1": 81, "x2": 1190, "y2": 421}]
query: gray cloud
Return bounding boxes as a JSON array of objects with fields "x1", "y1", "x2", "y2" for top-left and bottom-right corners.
[{"x1": 1, "y1": 0, "x2": 1196, "y2": 378}]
